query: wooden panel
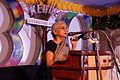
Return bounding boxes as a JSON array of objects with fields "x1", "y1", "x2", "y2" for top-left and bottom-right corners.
[{"x1": 52, "y1": 55, "x2": 81, "y2": 80}]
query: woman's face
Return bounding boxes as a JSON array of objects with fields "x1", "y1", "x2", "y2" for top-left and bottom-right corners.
[{"x1": 54, "y1": 23, "x2": 68, "y2": 38}]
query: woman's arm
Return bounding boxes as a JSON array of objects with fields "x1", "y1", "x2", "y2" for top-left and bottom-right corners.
[{"x1": 46, "y1": 51, "x2": 54, "y2": 67}]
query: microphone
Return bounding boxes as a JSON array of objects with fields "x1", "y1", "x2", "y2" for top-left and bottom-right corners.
[
  {"x1": 70, "y1": 32, "x2": 88, "y2": 41},
  {"x1": 68, "y1": 31, "x2": 87, "y2": 36},
  {"x1": 78, "y1": 33, "x2": 88, "y2": 40}
]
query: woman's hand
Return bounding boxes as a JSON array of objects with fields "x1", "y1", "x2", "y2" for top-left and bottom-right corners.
[{"x1": 70, "y1": 35, "x2": 78, "y2": 50}]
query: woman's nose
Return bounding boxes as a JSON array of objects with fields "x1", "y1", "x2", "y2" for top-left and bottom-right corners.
[{"x1": 65, "y1": 29, "x2": 68, "y2": 32}]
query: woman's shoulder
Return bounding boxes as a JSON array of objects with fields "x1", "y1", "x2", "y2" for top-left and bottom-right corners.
[
  {"x1": 46, "y1": 40, "x2": 57, "y2": 47},
  {"x1": 47, "y1": 40, "x2": 56, "y2": 44},
  {"x1": 46, "y1": 40, "x2": 57, "y2": 53},
  {"x1": 47, "y1": 40, "x2": 54, "y2": 43}
]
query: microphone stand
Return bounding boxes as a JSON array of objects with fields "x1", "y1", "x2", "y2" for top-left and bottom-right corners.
[
  {"x1": 97, "y1": 30, "x2": 120, "y2": 74},
  {"x1": 94, "y1": 38, "x2": 103, "y2": 80}
]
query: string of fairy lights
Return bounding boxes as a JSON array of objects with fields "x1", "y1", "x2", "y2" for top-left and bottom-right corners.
[{"x1": 92, "y1": 13, "x2": 120, "y2": 30}]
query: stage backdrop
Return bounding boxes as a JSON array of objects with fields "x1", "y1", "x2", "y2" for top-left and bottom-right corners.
[{"x1": 0, "y1": 0, "x2": 44, "y2": 67}]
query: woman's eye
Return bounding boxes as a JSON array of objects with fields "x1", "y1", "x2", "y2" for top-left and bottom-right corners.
[
  {"x1": 60, "y1": 27, "x2": 65, "y2": 29},
  {"x1": 60, "y1": 27, "x2": 67, "y2": 30}
]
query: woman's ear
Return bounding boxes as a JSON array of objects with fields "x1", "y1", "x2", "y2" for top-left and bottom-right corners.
[{"x1": 53, "y1": 30, "x2": 57, "y2": 35}]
